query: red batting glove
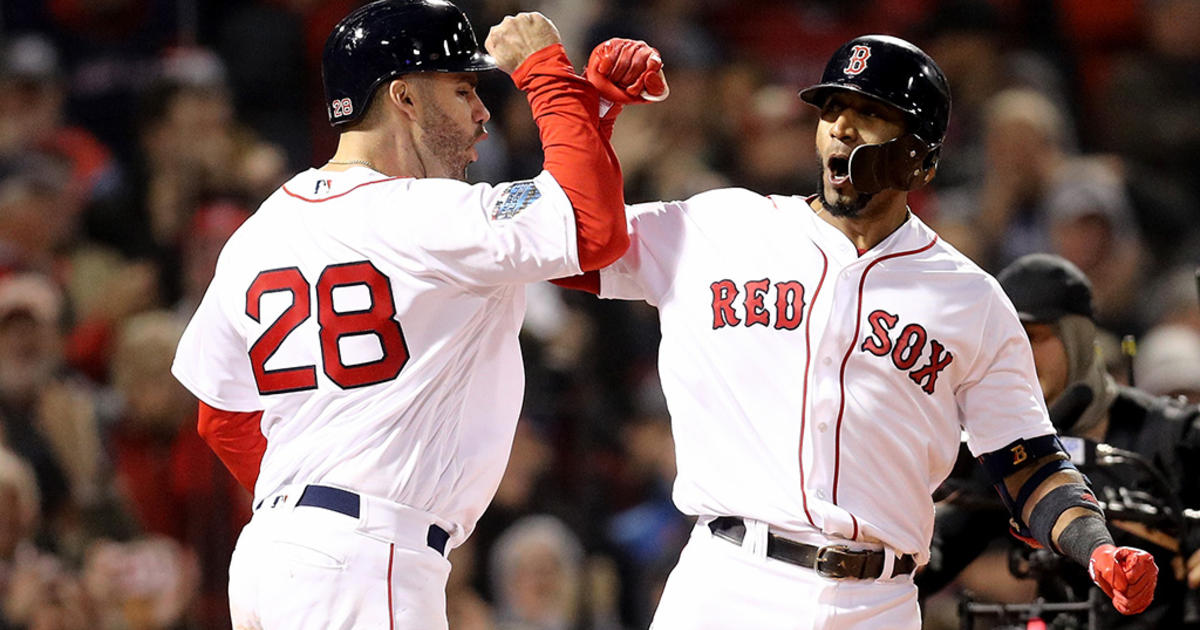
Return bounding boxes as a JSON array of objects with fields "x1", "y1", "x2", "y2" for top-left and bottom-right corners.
[
  {"x1": 585, "y1": 38, "x2": 668, "y2": 106},
  {"x1": 1088, "y1": 544, "x2": 1158, "y2": 615}
]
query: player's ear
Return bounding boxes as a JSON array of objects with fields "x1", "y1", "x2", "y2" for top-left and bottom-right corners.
[{"x1": 386, "y1": 78, "x2": 419, "y2": 121}]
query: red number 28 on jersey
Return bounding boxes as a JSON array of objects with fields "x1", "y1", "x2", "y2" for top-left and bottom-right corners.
[{"x1": 245, "y1": 261, "x2": 409, "y2": 395}]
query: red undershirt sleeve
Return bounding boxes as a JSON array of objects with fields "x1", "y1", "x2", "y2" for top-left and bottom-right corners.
[
  {"x1": 197, "y1": 400, "x2": 266, "y2": 493},
  {"x1": 511, "y1": 44, "x2": 627, "y2": 271}
]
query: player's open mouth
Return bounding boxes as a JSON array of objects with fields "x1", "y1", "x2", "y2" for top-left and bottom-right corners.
[{"x1": 827, "y1": 156, "x2": 850, "y2": 186}]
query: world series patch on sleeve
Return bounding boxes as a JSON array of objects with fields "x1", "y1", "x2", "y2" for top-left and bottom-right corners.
[{"x1": 491, "y1": 181, "x2": 541, "y2": 220}]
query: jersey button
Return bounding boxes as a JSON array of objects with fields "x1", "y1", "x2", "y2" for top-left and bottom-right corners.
[
  {"x1": 822, "y1": 357, "x2": 833, "y2": 366},
  {"x1": 816, "y1": 489, "x2": 826, "y2": 499},
  {"x1": 818, "y1": 422, "x2": 828, "y2": 432}
]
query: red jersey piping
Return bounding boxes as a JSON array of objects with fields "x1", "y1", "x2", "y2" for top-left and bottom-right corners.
[
  {"x1": 281, "y1": 175, "x2": 407, "y2": 203},
  {"x1": 831, "y1": 235, "x2": 939, "y2": 520},
  {"x1": 768, "y1": 194, "x2": 828, "y2": 529},
  {"x1": 387, "y1": 542, "x2": 396, "y2": 629},
  {"x1": 798, "y1": 244, "x2": 829, "y2": 528}
]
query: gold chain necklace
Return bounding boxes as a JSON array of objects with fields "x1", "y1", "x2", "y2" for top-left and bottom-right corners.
[{"x1": 327, "y1": 159, "x2": 377, "y2": 170}]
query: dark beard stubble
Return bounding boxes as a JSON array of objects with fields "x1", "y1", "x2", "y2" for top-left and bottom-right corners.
[
  {"x1": 815, "y1": 155, "x2": 874, "y2": 217},
  {"x1": 420, "y1": 103, "x2": 475, "y2": 181}
]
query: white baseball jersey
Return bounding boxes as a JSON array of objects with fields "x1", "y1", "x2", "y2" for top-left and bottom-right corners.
[
  {"x1": 598, "y1": 188, "x2": 1054, "y2": 562},
  {"x1": 172, "y1": 166, "x2": 580, "y2": 547}
]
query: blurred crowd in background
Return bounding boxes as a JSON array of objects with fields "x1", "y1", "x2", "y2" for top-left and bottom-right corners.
[{"x1": 0, "y1": 0, "x2": 1197, "y2": 628}]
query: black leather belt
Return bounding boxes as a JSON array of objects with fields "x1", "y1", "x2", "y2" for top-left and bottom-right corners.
[
  {"x1": 264, "y1": 484, "x2": 450, "y2": 555},
  {"x1": 708, "y1": 516, "x2": 916, "y2": 579}
]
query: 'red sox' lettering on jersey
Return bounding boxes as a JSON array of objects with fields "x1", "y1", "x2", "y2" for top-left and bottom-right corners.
[
  {"x1": 860, "y1": 309, "x2": 954, "y2": 394},
  {"x1": 711, "y1": 279, "x2": 806, "y2": 330},
  {"x1": 596, "y1": 187, "x2": 1051, "y2": 563}
]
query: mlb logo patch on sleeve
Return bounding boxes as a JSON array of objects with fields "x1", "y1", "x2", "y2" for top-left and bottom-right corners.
[{"x1": 491, "y1": 181, "x2": 541, "y2": 221}]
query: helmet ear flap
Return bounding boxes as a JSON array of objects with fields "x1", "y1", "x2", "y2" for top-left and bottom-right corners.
[{"x1": 848, "y1": 134, "x2": 937, "y2": 193}]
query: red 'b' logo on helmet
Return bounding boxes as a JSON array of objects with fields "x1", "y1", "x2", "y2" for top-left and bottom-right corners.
[{"x1": 843, "y1": 45, "x2": 871, "y2": 76}]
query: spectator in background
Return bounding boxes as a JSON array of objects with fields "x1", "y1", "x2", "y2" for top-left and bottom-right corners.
[
  {"x1": 1134, "y1": 325, "x2": 1200, "y2": 405},
  {"x1": 470, "y1": 421, "x2": 555, "y2": 603},
  {"x1": 81, "y1": 536, "x2": 199, "y2": 630},
  {"x1": 1098, "y1": 0, "x2": 1200, "y2": 266},
  {"x1": 605, "y1": 371, "x2": 688, "y2": 630},
  {"x1": 918, "y1": 0, "x2": 1028, "y2": 190},
  {"x1": 728, "y1": 82, "x2": 818, "y2": 197},
  {"x1": 609, "y1": 66, "x2": 729, "y2": 203},
  {"x1": 1146, "y1": 266, "x2": 1200, "y2": 332},
  {"x1": 935, "y1": 88, "x2": 1072, "y2": 270},
  {"x1": 0, "y1": 447, "x2": 39, "y2": 569},
  {"x1": 85, "y1": 48, "x2": 286, "y2": 285},
  {"x1": 1045, "y1": 158, "x2": 1147, "y2": 334},
  {"x1": 152, "y1": 48, "x2": 288, "y2": 211},
  {"x1": 490, "y1": 514, "x2": 605, "y2": 630},
  {"x1": 106, "y1": 310, "x2": 249, "y2": 629},
  {"x1": 0, "y1": 449, "x2": 88, "y2": 630},
  {"x1": 176, "y1": 201, "x2": 250, "y2": 317},
  {"x1": 447, "y1": 535, "x2": 498, "y2": 630},
  {"x1": 0, "y1": 155, "x2": 81, "y2": 275},
  {"x1": 1, "y1": 552, "x2": 89, "y2": 630},
  {"x1": 61, "y1": 245, "x2": 161, "y2": 384},
  {"x1": 0, "y1": 35, "x2": 120, "y2": 208},
  {"x1": 0, "y1": 274, "x2": 85, "y2": 534}
]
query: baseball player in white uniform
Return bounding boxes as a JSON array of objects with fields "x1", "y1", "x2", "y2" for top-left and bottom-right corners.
[
  {"x1": 171, "y1": 2, "x2": 630, "y2": 628},
  {"x1": 559, "y1": 35, "x2": 1159, "y2": 628}
]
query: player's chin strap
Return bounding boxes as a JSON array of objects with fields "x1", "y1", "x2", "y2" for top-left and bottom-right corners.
[{"x1": 848, "y1": 133, "x2": 939, "y2": 194}]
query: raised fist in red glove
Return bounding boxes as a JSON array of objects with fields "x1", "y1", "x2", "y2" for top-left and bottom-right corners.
[
  {"x1": 585, "y1": 38, "x2": 668, "y2": 106},
  {"x1": 1088, "y1": 544, "x2": 1158, "y2": 615}
]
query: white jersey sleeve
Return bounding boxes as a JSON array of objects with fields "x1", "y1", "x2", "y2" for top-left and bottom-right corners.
[
  {"x1": 599, "y1": 188, "x2": 764, "y2": 305},
  {"x1": 172, "y1": 248, "x2": 262, "y2": 413},
  {"x1": 400, "y1": 169, "x2": 582, "y2": 288},
  {"x1": 957, "y1": 283, "x2": 1056, "y2": 456}
]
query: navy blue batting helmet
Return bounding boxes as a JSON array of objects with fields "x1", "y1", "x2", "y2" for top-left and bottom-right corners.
[
  {"x1": 799, "y1": 34, "x2": 951, "y2": 148},
  {"x1": 322, "y1": 0, "x2": 497, "y2": 127}
]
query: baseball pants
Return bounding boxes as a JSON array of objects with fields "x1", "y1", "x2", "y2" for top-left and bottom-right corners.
[
  {"x1": 650, "y1": 519, "x2": 921, "y2": 630},
  {"x1": 227, "y1": 485, "x2": 453, "y2": 630}
]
